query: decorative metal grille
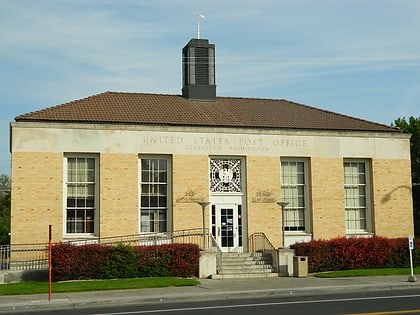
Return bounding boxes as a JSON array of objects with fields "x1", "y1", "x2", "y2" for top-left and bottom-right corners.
[{"x1": 210, "y1": 159, "x2": 241, "y2": 193}]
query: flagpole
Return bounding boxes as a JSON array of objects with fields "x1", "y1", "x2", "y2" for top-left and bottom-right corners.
[{"x1": 196, "y1": 12, "x2": 205, "y2": 39}]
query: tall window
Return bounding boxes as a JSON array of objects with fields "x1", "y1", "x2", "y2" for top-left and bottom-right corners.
[
  {"x1": 140, "y1": 157, "x2": 170, "y2": 233},
  {"x1": 343, "y1": 160, "x2": 371, "y2": 232},
  {"x1": 65, "y1": 157, "x2": 96, "y2": 234},
  {"x1": 280, "y1": 160, "x2": 309, "y2": 231}
]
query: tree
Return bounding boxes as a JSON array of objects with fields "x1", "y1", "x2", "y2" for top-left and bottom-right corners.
[
  {"x1": 0, "y1": 174, "x2": 11, "y2": 245},
  {"x1": 393, "y1": 116, "x2": 420, "y2": 237}
]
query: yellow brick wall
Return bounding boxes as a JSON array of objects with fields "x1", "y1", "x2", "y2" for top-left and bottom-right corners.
[
  {"x1": 372, "y1": 159, "x2": 414, "y2": 237},
  {"x1": 99, "y1": 153, "x2": 139, "y2": 237},
  {"x1": 310, "y1": 157, "x2": 346, "y2": 239},
  {"x1": 246, "y1": 156, "x2": 282, "y2": 247},
  {"x1": 172, "y1": 155, "x2": 209, "y2": 232},
  {"x1": 11, "y1": 152, "x2": 63, "y2": 244},
  {"x1": 10, "y1": 152, "x2": 414, "y2": 246}
]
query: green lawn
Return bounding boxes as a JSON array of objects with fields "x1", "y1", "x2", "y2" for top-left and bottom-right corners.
[
  {"x1": 2, "y1": 268, "x2": 419, "y2": 295},
  {"x1": 0, "y1": 277, "x2": 200, "y2": 296},
  {"x1": 314, "y1": 266, "x2": 420, "y2": 278}
]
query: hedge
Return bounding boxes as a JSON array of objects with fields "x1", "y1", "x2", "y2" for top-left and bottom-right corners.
[
  {"x1": 290, "y1": 237, "x2": 419, "y2": 273},
  {"x1": 51, "y1": 243, "x2": 200, "y2": 281}
]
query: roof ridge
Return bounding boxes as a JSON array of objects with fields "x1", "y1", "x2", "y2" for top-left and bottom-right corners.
[{"x1": 105, "y1": 91, "x2": 182, "y2": 97}]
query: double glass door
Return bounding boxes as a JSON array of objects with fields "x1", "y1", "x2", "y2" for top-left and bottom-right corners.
[{"x1": 211, "y1": 204, "x2": 242, "y2": 252}]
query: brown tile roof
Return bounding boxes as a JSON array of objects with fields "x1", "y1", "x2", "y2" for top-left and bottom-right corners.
[{"x1": 15, "y1": 91, "x2": 399, "y2": 133}]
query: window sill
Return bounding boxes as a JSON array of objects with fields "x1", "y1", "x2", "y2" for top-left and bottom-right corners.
[
  {"x1": 285, "y1": 231, "x2": 312, "y2": 236},
  {"x1": 346, "y1": 232, "x2": 374, "y2": 237},
  {"x1": 63, "y1": 235, "x2": 99, "y2": 245}
]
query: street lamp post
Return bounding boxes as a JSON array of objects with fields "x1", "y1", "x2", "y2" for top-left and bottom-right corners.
[
  {"x1": 277, "y1": 201, "x2": 289, "y2": 248},
  {"x1": 198, "y1": 201, "x2": 211, "y2": 249}
]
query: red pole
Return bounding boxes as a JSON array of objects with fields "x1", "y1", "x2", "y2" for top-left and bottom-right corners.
[{"x1": 48, "y1": 225, "x2": 52, "y2": 301}]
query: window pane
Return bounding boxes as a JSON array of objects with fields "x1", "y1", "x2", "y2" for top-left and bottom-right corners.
[
  {"x1": 67, "y1": 210, "x2": 76, "y2": 220},
  {"x1": 140, "y1": 210, "x2": 151, "y2": 232},
  {"x1": 86, "y1": 197, "x2": 94, "y2": 207},
  {"x1": 86, "y1": 210, "x2": 94, "y2": 219},
  {"x1": 141, "y1": 196, "x2": 150, "y2": 206},
  {"x1": 141, "y1": 159, "x2": 150, "y2": 169},
  {"x1": 297, "y1": 162, "x2": 304, "y2": 172},
  {"x1": 297, "y1": 173, "x2": 305, "y2": 184},
  {"x1": 159, "y1": 196, "x2": 167, "y2": 206},
  {"x1": 159, "y1": 171, "x2": 167, "y2": 182},
  {"x1": 158, "y1": 210, "x2": 167, "y2": 232},
  {"x1": 159, "y1": 184, "x2": 167, "y2": 195},
  {"x1": 76, "y1": 198, "x2": 85, "y2": 207},
  {"x1": 149, "y1": 196, "x2": 159, "y2": 207},
  {"x1": 67, "y1": 198, "x2": 75, "y2": 207},
  {"x1": 141, "y1": 184, "x2": 150, "y2": 194},
  {"x1": 298, "y1": 196, "x2": 305, "y2": 207}
]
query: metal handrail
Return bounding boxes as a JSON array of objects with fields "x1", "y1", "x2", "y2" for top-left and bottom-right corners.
[
  {"x1": 65, "y1": 228, "x2": 207, "y2": 247},
  {"x1": 0, "y1": 243, "x2": 48, "y2": 271},
  {"x1": 0, "y1": 228, "x2": 211, "y2": 271},
  {"x1": 248, "y1": 232, "x2": 279, "y2": 271},
  {"x1": 209, "y1": 234, "x2": 223, "y2": 274}
]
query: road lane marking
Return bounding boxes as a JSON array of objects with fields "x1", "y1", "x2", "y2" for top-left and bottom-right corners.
[
  {"x1": 92, "y1": 294, "x2": 420, "y2": 315},
  {"x1": 348, "y1": 311, "x2": 420, "y2": 315}
]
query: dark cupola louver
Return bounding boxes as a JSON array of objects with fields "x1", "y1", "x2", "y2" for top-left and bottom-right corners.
[{"x1": 182, "y1": 38, "x2": 216, "y2": 101}]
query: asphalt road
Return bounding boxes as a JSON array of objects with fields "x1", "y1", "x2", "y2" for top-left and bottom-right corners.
[{"x1": 8, "y1": 289, "x2": 420, "y2": 315}]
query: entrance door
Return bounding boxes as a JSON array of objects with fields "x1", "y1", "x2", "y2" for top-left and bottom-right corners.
[{"x1": 211, "y1": 204, "x2": 242, "y2": 252}]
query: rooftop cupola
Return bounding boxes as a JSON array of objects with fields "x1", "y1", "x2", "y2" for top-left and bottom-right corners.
[{"x1": 182, "y1": 38, "x2": 216, "y2": 101}]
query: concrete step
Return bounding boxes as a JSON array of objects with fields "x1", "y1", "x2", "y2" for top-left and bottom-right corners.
[
  {"x1": 222, "y1": 263, "x2": 271, "y2": 270},
  {"x1": 221, "y1": 268, "x2": 273, "y2": 274},
  {"x1": 222, "y1": 263, "x2": 273, "y2": 270},
  {"x1": 222, "y1": 255, "x2": 272, "y2": 260},
  {"x1": 221, "y1": 253, "x2": 272, "y2": 263},
  {"x1": 223, "y1": 256, "x2": 271, "y2": 263},
  {"x1": 213, "y1": 252, "x2": 277, "y2": 279},
  {"x1": 210, "y1": 272, "x2": 279, "y2": 279}
]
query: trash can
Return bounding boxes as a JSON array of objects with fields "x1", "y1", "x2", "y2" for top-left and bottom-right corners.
[{"x1": 293, "y1": 256, "x2": 308, "y2": 277}]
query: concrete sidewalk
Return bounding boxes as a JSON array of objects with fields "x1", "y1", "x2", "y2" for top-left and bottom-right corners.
[{"x1": 0, "y1": 275, "x2": 419, "y2": 313}]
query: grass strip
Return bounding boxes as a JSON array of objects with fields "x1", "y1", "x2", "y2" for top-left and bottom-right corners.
[
  {"x1": 0, "y1": 277, "x2": 200, "y2": 296},
  {"x1": 314, "y1": 267, "x2": 420, "y2": 278}
]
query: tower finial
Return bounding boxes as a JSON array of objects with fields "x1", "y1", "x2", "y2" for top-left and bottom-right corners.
[{"x1": 195, "y1": 12, "x2": 205, "y2": 39}]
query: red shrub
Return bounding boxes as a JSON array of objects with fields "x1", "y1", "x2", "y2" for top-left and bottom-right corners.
[
  {"x1": 51, "y1": 243, "x2": 111, "y2": 281},
  {"x1": 134, "y1": 243, "x2": 200, "y2": 277},
  {"x1": 164, "y1": 243, "x2": 200, "y2": 277},
  {"x1": 291, "y1": 237, "x2": 417, "y2": 273},
  {"x1": 51, "y1": 243, "x2": 78, "y2": 281},
  {"x1": 52, "y1": 242, "x2": 200, "y2": 281}
]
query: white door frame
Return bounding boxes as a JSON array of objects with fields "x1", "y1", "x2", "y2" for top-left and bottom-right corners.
[{"x1": 212, "y1": 203, "x2": 242, "y2": 252}]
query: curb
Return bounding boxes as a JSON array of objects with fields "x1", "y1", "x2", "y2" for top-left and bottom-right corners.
[{"x1": 0, "y1": 280, "x2": 419, "y2": 313}]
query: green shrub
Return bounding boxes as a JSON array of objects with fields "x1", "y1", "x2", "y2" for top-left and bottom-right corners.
[
  {"x1": 100, "y1": 244, "x2": 138, "y2": 279},
  {"x1": 135, "y1": 246, "x2": 172, "y2": 277}
]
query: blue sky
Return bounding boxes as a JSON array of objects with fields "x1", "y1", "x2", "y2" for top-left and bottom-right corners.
[{"x1": 1, "y1": 0, "x2": 420, "y2": 175}]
